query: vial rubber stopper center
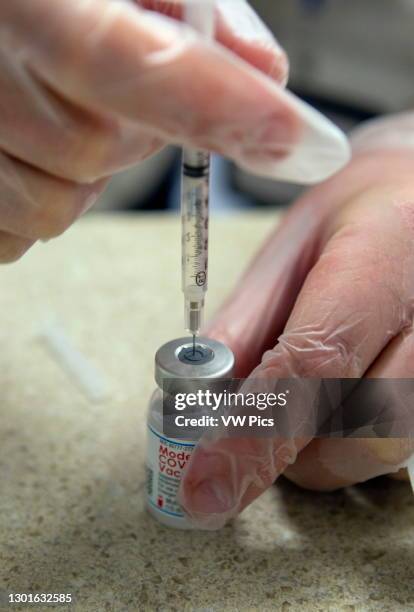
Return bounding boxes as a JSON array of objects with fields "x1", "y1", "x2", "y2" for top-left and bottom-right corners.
[{"x1": 177, "y1": 343, "x2": 214, "y2": 366}]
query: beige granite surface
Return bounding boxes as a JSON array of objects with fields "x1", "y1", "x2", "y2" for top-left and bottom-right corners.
[{"x1": 0, "y1": 213, "x2": 413, "y2": 612}]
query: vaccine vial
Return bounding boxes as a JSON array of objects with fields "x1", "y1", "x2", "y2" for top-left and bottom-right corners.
[{"x1": 146, "y1": 336, "x2": 234, "y2": 529}]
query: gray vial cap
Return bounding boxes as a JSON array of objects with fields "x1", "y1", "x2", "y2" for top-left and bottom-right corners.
[{"x1": 155, "y1": 336, "x2": 235, "y2": 388}]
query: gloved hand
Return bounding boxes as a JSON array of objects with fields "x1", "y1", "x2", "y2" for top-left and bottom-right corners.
[
  {"x1": 179, "y1": 112, "x2": 414, "y2": 529},
  {"x1": 0, "y1": 0, "x2": 348, "y2": 262}
]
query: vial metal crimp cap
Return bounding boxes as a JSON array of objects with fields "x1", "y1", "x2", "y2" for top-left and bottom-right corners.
[{"x1": 155, "y1": 337, "x2": 234, "y2": 389}]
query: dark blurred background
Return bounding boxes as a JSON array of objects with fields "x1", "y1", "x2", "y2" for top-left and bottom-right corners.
[{"x1": 97, "y1": 0, "x2": 414, "y2": 214}]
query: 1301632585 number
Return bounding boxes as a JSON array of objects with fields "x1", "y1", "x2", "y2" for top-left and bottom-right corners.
[{"x1": 8, "y1": 593, "x2": 72, "y2": 604}]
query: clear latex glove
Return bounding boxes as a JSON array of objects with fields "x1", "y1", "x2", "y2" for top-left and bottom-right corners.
[
  {"x1": 179, "y1": 112, "x2": 414, "y2": 529},
  {"x1": 0, "y1": 0, "x2": 350, "y2": 263}
]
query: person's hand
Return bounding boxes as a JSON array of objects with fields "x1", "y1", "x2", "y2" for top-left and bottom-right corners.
[
  {"x1": 0, "y1": 0, "x2": 349, "y2": 262},
  {"x1": 180, "y1": 112, "x2": 414, "y2": 529}
]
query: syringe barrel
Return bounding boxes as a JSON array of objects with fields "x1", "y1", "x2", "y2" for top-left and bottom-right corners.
[
  {"x1": 181, "y1": 148, "x2": 209, "y2": 321},
  {"x1": 181, "y1": 1, "x2": 214, "y2": 335}
]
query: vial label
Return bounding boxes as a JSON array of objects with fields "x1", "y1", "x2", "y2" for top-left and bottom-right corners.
[{"x1": 146, "y1": 425, "x2": 195, "y2": 519}]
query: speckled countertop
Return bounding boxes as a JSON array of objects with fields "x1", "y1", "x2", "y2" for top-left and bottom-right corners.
[{"x1": 1, "y1": 213, "x2": 413, "y2": 612}]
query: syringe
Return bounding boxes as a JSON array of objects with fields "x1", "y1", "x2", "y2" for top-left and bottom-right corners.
[{"x1": 181, "y1": 0, "x2": 215, "y2": 348}]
